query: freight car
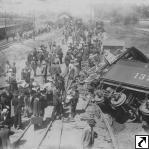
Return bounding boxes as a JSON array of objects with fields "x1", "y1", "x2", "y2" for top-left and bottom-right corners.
[{"x1": 0, "y1": 22, "x2": 33, "y2": 40}]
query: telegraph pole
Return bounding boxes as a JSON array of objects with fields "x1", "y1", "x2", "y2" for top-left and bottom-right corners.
[
  {"x1": 33, "y1": 12, "x2": 36, "y2": 40},
  {"x1": 4, "y1": 10, "x2": 7, "y2": 41}
]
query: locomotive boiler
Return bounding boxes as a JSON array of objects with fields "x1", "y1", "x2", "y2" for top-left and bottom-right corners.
[{"x1": 93, "y1": 46, "x2": 149, "y2": 125}]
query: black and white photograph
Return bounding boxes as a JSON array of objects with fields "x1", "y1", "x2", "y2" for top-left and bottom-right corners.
[{"x1": 0, "y1": 0, "x2": 149, "y2": 149}]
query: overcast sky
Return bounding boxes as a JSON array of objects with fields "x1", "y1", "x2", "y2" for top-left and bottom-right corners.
[{"x1": 1, "y1": 0, "x2": 149, "y2": 16}]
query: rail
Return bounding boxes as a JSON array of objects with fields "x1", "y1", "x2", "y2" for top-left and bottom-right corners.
[
  {"x1": 37, "y1": 119, "x2": 54, "y2": 149},
  {"x1": 94, "y1": 103, "x2": 119, "y2": 149},
  {"x1": 0, "y1": 40, "x2": 14, "y2": 51},
  {"x1": 14, "y1": 121, "x2": 32, "y2": 144}
]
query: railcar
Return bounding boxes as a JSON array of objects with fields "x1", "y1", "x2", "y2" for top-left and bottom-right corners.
[
  {"x1": 95, "y1": 45, "x2": 149, "y2": 125},
  {"x1": 0, "y1": 22, "x2": 33, "y2": 40}
]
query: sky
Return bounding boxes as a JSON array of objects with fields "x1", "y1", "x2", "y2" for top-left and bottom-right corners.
[{"x1": 0, "y1": 0, "x2": 149, "y2": 16}]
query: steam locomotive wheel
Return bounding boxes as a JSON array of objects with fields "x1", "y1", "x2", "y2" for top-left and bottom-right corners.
[{"x1": 128, "y1": 109, "x2": 137, "y2": 122}]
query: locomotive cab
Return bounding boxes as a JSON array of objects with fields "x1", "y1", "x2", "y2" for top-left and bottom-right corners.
[{"x1": 98, "y1": 58, "x2": 149, "y2": 124}]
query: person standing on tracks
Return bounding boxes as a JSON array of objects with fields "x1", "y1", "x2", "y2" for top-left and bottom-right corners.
[
  {"x1": 51, "y1": 61, "x2": 62, "y2": 78},
  {"x1": 41, "y1": 61, "x2": 48, "y2": 83},
  {"x1": 54, "y1": 73, "x2": 65, "y2": 96},
  {"x1": 57, "y1": 45, "x2": 63, "y2": 64},
  {"x1": 70, "y1": 88, "x2": 79, "y2": 118},
  {"x1": 23, "y1": 62, "x2": 31, "y2": 84},
  {"x1": 64, "y1": 52, "x2": 72, "y2": 68},
  {"x1": 33, "y1": 48, "x2": 38, "y2": 61},
  {"x1": 12, "y1": 91, "x2": 23, "y2": 129},
  {"x1": 76, "y1": 52, "x2": 83, "y2": 71},
  {"x1": 82, "y1": 119, "x2": 97, "y2": 149},
  {"x1": 52, "y1": 88, "x2": 63, "y2": 120},
  {"x1": 0, "y1": 89, "x2": 12, "y2": 129},
  {"x1": 5, "y1": 61, "x2": 10, "y2": 74},
  {"x1": 32, "y1": 90, "x2": 40, "y2": 117},
  {"x1": 11, "y1": 62, "x2": 16, "y2": 75},
  {"x1": 31, "y1": 48, "x2": 38, "y2": 77},
  {"x1": 23, "y1": 87, "x2": 32, "y2": 118},
  {"x1": 27, "y1": 52, "x2": 33, "y2": 65},
  {"x1": 39, "y1": 88, "x2": 47, "y2": 117},
  {"x1": 31, "y1": 57, "x2": 37, "y2": 77}
]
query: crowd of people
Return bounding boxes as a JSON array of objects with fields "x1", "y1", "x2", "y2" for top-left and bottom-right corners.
[{"x1": 0, "y1": 17, "x2": 105, "y2": 133}]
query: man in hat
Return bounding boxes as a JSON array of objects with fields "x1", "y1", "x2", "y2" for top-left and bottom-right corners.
[
  {"x1": 24, "y1": 63, "x2": 31, "y2": 84},
  {"x1": 82, "y1": 119, "x2": 97, "y2": 149},
  {"x1": 27, "y1": 52, "x2": 33, "y2": 65},
  {"x1": 82, "y1": 44, "x2": 90, "y2": 61},
  {"x1": 39, "y1": 88, "x2": 47, "y2": 117},
  {"x1": 64, "y1": 52, "x2": 72, "y2": 68},
  {"x1": 7, "y1": 67, "x2": 13, "y2": 83},
  {"x1": 31, "y1": 57, "x2": 37, "y2": 77},
  {"x1": 69, "y1": 59, "x2": 80, "y2": 79},
  {"x1": 52, "y1": 61, "x2": 62, "y2": 77},
  {"x1": 5, "y1": 61, "x2": 10, "y2": 74},
  {"x1": 67, "y1": 60, "x2": 75, "y2": 82},
  {"x1": 32, "y1": 92, "x2": 40, "y2": 117},
  {"x1": 12, "y1": 91, "x2": 23, "y2": 129},
  {"x1": 76, "y1": 52, "x2": 83, "y2": 71},
  {"x1": 33, "y1": 48, "x2": 38, "y2": 60},
  {"x1": 57, "y1": 45, "x2": 63, "y2": 64},
  {"x1": 46, "y1": 80, "x2": 53, "y2": 105},
  {"x1": 52, "y1": 88, "x2": 63, "y2": 120},
  {"x1": 55, "y1": 73, "x2": 65, "y2": 96},
  {"x1": 70, "y1": 88, "x2": 79, "y2": 118},
  {"x1": 0, "y1": 90, "x2": 12, "y2": 129},
  {"x1": 41, "y1": 61, "x2": 48, "y2": 83},
  {"x1": 24, "y1": 89, "x2": 31, "y2": 118},
  {"x1": 12, "y1": 62, "x2": 16, "y2": 76}
]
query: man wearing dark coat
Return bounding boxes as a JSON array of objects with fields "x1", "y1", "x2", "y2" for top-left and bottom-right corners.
[
  {"x1": 70, "y1": 89, "x2": 79, "y2": 118},
  {"x1": 12, "y1": 92, "x2": 23, "y2": 129},
  {"x1": 41, "y1": 61, "x2": 48, "y2": 83},
  {"x1": 57, "y1": 46, "x2": 63, "y2": 64},
  {"x1": 52, "y1": 88, "x2": 63, "y2": 120}
]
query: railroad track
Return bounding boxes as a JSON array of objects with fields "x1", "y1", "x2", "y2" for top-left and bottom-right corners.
[
  {"x1": 37, "y1": 103, "x2": 119, "y2": 149},
  {"x1": 0, "y1": 40, "x2": 14, "y2": 51},
  {"x1": 13, "y1": 102, "x2": 119, "y2": 149},
  {"x1": 0, "y1": 29, "x2": 60, "y2": 51},
  {"x1": 14, "y1": 105, "x2": 83, "y2": 149},
  {"x1": 13, "y1": 107, "x2": 55, "y2": 149},
  {"x1": 37, "y1": 119, "x2": 63, "y2": 149},
  {"x1": 13, "y1": 116, "x2": 71, "y2": 149},
  {"x1": 77, "y1": 80, "x2": 119, "y2": 149},
  {"x1": 38, "y1": 117, "x2": 84, "y2": 149},
  {"x1": 14, "y1": 118, "x2": 55, "y2": 149},
  {"x1": 93, "y1": 103, "x2": 119, "y2": 149}
]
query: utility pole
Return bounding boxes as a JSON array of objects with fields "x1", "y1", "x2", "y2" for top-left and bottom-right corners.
[
  {"x1": 4, "y1": 10, "x2": 7, "y2": 41},
  {"x1": 33, "y1": 12, "x2": 36, "y2": 40},
  {"x1": 89, "y1": 2, "x2": 92, "y2": 24}
]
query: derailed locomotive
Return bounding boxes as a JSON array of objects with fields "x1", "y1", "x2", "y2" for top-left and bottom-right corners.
[{"x1": 93, "y1": 47, "x2": 149, "y2": 126}]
